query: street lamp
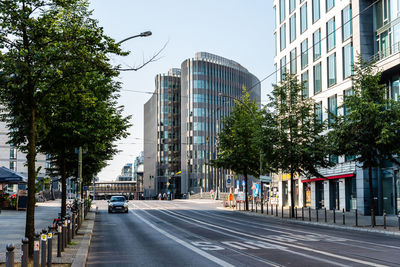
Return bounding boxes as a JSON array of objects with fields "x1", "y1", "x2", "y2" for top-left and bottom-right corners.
[
  {"x1": 116, "y1": 31, "x2": 152, "y2": 45},
  {"x1": 218, "y1": 93, "x2": 263, "y2": 212}
]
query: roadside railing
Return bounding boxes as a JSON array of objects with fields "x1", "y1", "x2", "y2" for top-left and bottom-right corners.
[{"x1": 4, "y1": 199, "x2": 89, "y2": 266}]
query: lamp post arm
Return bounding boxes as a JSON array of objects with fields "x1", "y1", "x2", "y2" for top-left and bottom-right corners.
[{"x1": 116, "y1": 31, "x2": 152, "y2": 45}]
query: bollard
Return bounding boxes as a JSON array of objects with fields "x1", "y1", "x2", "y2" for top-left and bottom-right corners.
[
  {"x1": 281, "y1": 205, "x2": 284, "y2": 218},
  {"x1": 266, "y1": 203, "x2": 269, "y2": 215},
  {"x1": 342, "y1": 209, "x2": 345, "y2": 225},
  {"x1": 41, "y1": 229, "x2": 47, "y2": 267},
  {"x1": 47, "y1": 226, "x2": 53, "y2": 267},
  {"x1": 255, "y1": 201, "x2": 258, "y2": 213},
  {"x1": 316, "y1": 208, "x2": 319, "y2": 222},
  {"x1": 275, "y1": 204, "x2": 278, "y2": 216},
  {"x1": 295, "y1": 207, "x2": 297, "y2": 219},
  {"x1": 251, "y1": 200, "x2": 253, "y2": 212},
  {"x1": 33, "y1": 232, "x2": 40, "y2": 267},
  {"x1": 302, "y1": 207, "x2": 304, "y2": 221},
  {"x1": 67, "y1": 215, "x2": 72, "y2": 243},
  {"x1": 355, "y1": 209, "x2": 358, "y2": 227},
  {"x1": 72, "y1": 212, "x2": 76, "y2": 239},
  {"x1": 62, "y1": 217, "x2": 67, "y2": 249},
  {"x1": 324, "y1": 208, "x2": 327, "y2": 223},
  {"x1": 309, "y1": 207, "x2": 311, "y2": 221},
  {"x1": 57, "y1": 220, "x2": 62, "y2": 256},
  {"x1": 261, "y1": 199, "x2": 264, "y2": 214},
  {"x1": 6, "y1": 243, "x2": 15, "y2": 267},
  {"x1": 333, "y1": 209, "x2": 336, "y2": 224},
  {"x1": 383, "y1": 210, "x2": 386, "y2": 229},
  {"x1": 398, "y1": 211, "x2": 400, "y2": 231},
  {"x1": 21, "y1": 237, "x2": 29, "y2": 267}
]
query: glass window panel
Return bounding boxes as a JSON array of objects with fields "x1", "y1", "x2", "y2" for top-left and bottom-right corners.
[
  {"x1": 301, "y1": 71, "x2": 309, "y2": 98},
  {"x1": 327, "y1": 18, "x2": 336, "y2": 51},
  {"x1": 300, "y1": 3, "x2": 308, "y2": 33},
  {"x1": 280, "y1": 57, "x2": 287, "y2": 81},
  {"x1": 327, "y1": 53, "x2": 337, "y2": 87},
  {"x1": 314, "y1": 101, "x2": 323, "y2": 123},
  {"x1": 273, "y1": 6, "x2": 277, "y2": 29},
  {"x1": 391, "y1": 78, "x2": 400, "y2": 101},
  {"x1": 328, "y1": 94, "x2": 337, "y2": 125},
  {"x1": 290, "y1": 14, "x2": 296, "y2": 42},
  {"x1": 313, "y1": 29, "x2": 321, "y2": 60},
  {"x1": 343, "y1": 43, "x2": 353, "y2": 79},
  {"x1": 343, "y1": 88, "x2": 353, "y2": 115},
  {"x1": 313, "y1": 0, "x2": 320, "y2": 23},
  {"x1": 342, "y1": 5, "x2": 352, "y2": 41},
  {"x1": 301, "y1": 39, "x2": 308, "y2": 69},
  {"x1": 290, "y1": 0, "x2": 296, "y2": 13},
  {"x1": 280, "y1": 24, "x2": 286, "y2": 50},
  {"x1": 326, "y1": 0, "x2": 335, "y2": 12},
  {"x1": 290, "y1": 48, "x2": 297, "y2": 74},
  {"x1": 313, "y1": 62, "x2": 322, "y2": 94},
  {"x1": 280, "y1": 0, "x2": 286, "y2": 23}
]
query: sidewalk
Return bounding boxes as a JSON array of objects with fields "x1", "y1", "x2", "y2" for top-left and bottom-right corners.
[
  {"x1": 223, "y1": 203, "x2": 400, "y2": 237},
  {"x1": 0, "y1": 201, "x2": 96, "y2": 266}
]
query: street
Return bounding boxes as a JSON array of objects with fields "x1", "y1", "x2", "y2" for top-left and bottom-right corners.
[{"x1": 87, "y1": 200, "x2": 400, "y2": 267}]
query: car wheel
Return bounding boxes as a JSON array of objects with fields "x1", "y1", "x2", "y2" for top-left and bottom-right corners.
[
  {"x1": 108, "y1": 209, "x2": 112, "y2": 213},
  {"x1": 125, "y1": 209, "x2": 128, "y2": 213}
]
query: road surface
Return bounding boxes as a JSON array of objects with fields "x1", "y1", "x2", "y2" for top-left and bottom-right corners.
[{"x1": 87, "y1": 200, "x2": 400, "y2": 266}]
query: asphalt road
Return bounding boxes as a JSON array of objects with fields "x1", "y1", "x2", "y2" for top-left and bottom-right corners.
[{"x1": 87, "y1": 200, "x2": 400, "y2": 267}]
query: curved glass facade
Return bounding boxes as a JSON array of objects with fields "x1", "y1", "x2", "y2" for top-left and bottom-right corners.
[{"x1": 181, "y1": 52, "x2": 260, "y2": 194}]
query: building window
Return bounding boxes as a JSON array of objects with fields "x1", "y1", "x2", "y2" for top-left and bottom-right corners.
[
  {"x1": 343, "y1": 43, "x2": 353, "y2": 79},
  {"x1": 328, "y1": 94, "x2": 337, "y2": 125},
  {"x1": 312, "y1": 0, "x2": 320, "y2": 23},
  {"x1": 280, "y1": 24, "x2": 286, "y2": 51},
  {"x1": 327, "y1": 53, "x2": 337, "y2": 87},
  {"x1": 290, "y1": 14, "x2": 296, "y2": 43},
  {"x1": 391, "y1": 78, "x2": 400, "y2": 101},
  {"x1": 329, "y1": 155, "x2": 339, "y2": 164},
  {"x1": 289, "y1": 0, "x2": 296, "y2": 13},
  {"x1": 280, "y1": 0, "x2": 286, "y2": 23},
  {"x1": 274, "y1": 33, "x2": 277, "y2": 56},
  {"x1": 280, "y1": 56, "x2": 287, "y2": 81},
  {"x1": 300, "y1": 3, "x2": 308, "y2": 33},
  {"x1": 342, "y1": 5, "x2": 352, "y2": 41},
  {"x1": 301, "y1": 71, "x2": 309, "y2": 98},
  {"x1": 290, "y1": 48, "x2": 297, "y2": 74},
  {"x1": 273, "y1": 6, "x2": 277, "y2": 30},
  {"x1": 313, "y1": 29, "x2": 321, "y2": 61},
  {"x1": 313, "y1": 62, "x2": 322, "y2": 94},
  {"x1": 326, "y1": 0, "x2": 335, "y2": 12},
  {"x1": 10, "y1": 147, "x2": 16, "y2": 159},
  {"x1": 10, "y1": 161, "x2": 16, "y2": 171},
  {"x1": 301, "y1": 39, "x2": 308, "y2": 69},
  {"x1": 343, "y1": 88, "x2": 353, "y2": 115},
  {"x1": 314, "y1": 101, "x2": 323, "y2": 123},
  {"x1": 326, "y1": 18, "x2": 336, "y2": 51}
]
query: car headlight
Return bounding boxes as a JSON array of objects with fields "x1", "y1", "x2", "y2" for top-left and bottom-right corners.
[
  {"x1": 109, "y1": 203, "x2": 113, "y2": 206},
  {"x1": 124, "y1": 203, "x2": 128, "y2": 207}
]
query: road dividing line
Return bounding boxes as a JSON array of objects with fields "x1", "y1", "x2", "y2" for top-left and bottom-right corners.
[
  {"x1": 130, "y1": 209, "x2": 235, "y2": 267},
  {"x1": 160, "y1": 208, "x2": 389, "y2": 267}
]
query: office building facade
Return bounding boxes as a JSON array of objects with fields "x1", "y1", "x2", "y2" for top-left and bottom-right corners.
[
  {"x1": 144, "y1": 53, "x2": 261, "y2": 197},
  {"x1": 273, "y1": 0, "x2": 400, "y2": 215}
]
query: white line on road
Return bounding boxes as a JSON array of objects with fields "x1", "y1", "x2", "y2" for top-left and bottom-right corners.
[
  {"x1": 153, "y1": 205, "x2": 389, "y2": 267},
  {"x1": 129, "y1": 209, "x2": 235, "y2": 267}
]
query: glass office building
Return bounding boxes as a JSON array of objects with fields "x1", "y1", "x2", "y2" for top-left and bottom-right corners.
[{"x1": 180, "y1": 52, "x2": 260, "y2": 194}]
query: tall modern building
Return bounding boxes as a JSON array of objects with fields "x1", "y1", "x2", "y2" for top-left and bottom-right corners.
[
  {"x1": 144, "y1": 53, "x2": 261, "y2": 197},
  {"x1": 273, "y1": 0, "x2": 400, "y2": 215}
]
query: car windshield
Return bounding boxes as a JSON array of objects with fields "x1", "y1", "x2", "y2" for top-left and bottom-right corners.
[{"x1": 110, "y1": 197, "x2": 125, "y2": 202}]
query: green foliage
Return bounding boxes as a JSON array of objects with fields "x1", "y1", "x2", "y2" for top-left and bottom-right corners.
[
  {"x1": 268, "y1": 73, "x2": 332, "y2": 178},
  {"x1": 210, "y1": 88, "x2": 261, "y2": 178},
  {"x1": 329, "y1": 56, "x2": 400, "y2": 167}
]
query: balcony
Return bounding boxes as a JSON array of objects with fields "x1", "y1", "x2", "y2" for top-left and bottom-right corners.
[{"x1": 370, "y1": 41, "x2": 400, "y2": 72}]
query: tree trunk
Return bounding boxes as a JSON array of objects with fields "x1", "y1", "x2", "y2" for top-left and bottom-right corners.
[
  {"x1": 25, "y1": 108, "x2": 36, "y2": 257},
  {"x1": 61, "y1": 155, "x2": 67, "y2": 217},
  {"x1": 368, "y1": 166, "x2": 376, "y2": 227},
  {"x1": 290, "y1": 169, "x2": 295, "y2": 218},
  {"x1": 245, "y1": 173, "x2": 249, "y2": 211}
]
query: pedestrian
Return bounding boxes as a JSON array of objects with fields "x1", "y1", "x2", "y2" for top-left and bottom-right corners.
[
  {"x1": 163, "y1": 192, "x2": 167, "y2": 200},
  {"x1": 158, "y1": 193, "x2": 162, "y2": 200}
]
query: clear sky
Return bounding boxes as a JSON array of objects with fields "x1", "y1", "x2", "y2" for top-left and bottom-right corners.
[{"x1": 89, "y1": 0, "x2": 275, "y2": 181}]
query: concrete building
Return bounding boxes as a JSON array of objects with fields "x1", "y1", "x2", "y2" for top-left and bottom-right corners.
[
  {"x1": 273, "y1": 0, "x2": 400, "y2": 215},
  {"x1": 144, "y1": 53, "x2": 261, "y2": 198},
  {"x1": 117, "y1": 163, "x2": 134, "y2": 181}
]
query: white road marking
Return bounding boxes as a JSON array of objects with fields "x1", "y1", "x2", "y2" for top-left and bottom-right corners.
[
  {"x1": 191, "y1": 241, "x2": 225, "y2": 251},
  {"x1": 221, "y1": 241, "x2": 258, "y2": 250},
  {"x1": 129, "y1": 209, "x2": 234, "y2": 267},
  {"x1": 157, "y1": 206, "x2": 389, "y2": 267}
]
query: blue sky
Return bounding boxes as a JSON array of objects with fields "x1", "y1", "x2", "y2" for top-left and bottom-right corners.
[{"x1": 89, "y1": 0, "x2": 275, "y2": 180}]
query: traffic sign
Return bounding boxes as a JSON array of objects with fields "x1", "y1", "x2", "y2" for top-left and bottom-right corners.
[
  {"x1": 226, "y1": 175, "x2": 233, "y2": 188},
  {"x1": 251, "y1": 184, "x2": 256, "y2": 190}
]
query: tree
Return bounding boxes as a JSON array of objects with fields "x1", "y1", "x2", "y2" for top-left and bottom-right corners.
[
  {"x1": 328, "y1": 57, "x2": 400, "y2": 226},
  {"x1": 268, "y1": 73, "x2": 332, "y2": 217},
  {"x1": 0, "y1": 0, "x2": 125, "y2": 254},
  {"x1": 211, "y1": 88, "x2": 263, "y2": 211}
]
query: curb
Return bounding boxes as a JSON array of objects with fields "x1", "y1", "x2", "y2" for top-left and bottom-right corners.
[
  {"x1": 220, "y1": 207, "x2": 400, "y2": 238},
  {"x1": 71, "y1": 207, "x2": 97, "y2": 267}
]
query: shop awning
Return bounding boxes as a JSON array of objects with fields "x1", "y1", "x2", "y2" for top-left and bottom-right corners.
[
  {"x1": 0, "y1": 166, "x2": 28, "y2": 184},
  {"x1": 301, "y1": 173, "x2": 354, "y2": 183}
]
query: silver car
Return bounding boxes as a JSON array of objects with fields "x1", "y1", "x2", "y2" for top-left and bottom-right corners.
[{"x1": 108, "y1": 196, "x2": 128, "y2": 213}]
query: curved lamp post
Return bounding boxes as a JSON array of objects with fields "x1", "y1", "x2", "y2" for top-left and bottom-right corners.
[{"x1": 116, "y1": 31, "x2": 152, "y2": 45}]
